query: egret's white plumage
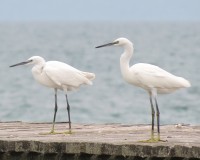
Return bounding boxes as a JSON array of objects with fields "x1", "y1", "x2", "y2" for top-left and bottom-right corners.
[
  {"x1": 127, "y1": 63, "x2": 190, "y2": 94},
  {"x1": 10, "y1": 56, "x2": 95, "y2": 133},
  {"x1": 29, "y1": 56, "x2": 95, "y2": 91},
  {"x1": 96, "y1": 37, "x2": 190, "y2": 142}
]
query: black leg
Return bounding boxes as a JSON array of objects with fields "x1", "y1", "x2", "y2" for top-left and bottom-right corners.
[
  {"x1": 149, "y1": 94, "x2": 155, "y2": 140},
  {"x1": 154, "y1": 97, "x2": 160, "y2": 140},
  {"x1": 51, "y1": 89, "x2": 58, "y2": 133},
  {"x1": 65, "y1": 94, "x2": 71, "y2": 131}
]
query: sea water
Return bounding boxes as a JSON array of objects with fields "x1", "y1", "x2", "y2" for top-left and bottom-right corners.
[{"x1": 0, "y1": 22, "x2": 199, "y2": 125}]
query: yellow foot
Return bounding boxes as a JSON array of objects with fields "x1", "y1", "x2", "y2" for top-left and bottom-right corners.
[
  {"x1": 139, "y1": 138, "x2": 167, "y2": 143},
  {"x1": 39, "y1": 130, "x2": 73, "y2": 135}
]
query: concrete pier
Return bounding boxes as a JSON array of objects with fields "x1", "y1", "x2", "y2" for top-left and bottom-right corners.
[{"x1": 0, "y1": 122, "x2": 199, "y2": 159}]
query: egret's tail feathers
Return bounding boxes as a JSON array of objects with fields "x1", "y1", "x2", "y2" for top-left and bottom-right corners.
[
  {"x1": 84, "y1": 72, "x2": 95, "y2": 80},
  {"x1": 82, "y1": 72, "x2": 95, "y2": 85},
  {"x1": 178, "y1": 77, "x2": 191, "y2": 88}
]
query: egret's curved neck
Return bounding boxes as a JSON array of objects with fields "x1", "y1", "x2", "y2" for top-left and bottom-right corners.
[{"x1": 120, "y1": 43, "x2": 134, "y2": 79}]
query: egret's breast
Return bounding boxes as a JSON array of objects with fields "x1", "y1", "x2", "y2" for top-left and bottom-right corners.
[
  {"x1": 123, "y1": 70, "x2": 142, "y2": 87},
  {"x1": 32, "y1": 67, "x2": 60, "y2": 89}
]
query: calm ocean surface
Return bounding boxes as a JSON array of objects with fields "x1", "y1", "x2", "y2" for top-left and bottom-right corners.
[{"x1": 0, "y1": 22, "x2": 199, "y2": 125}]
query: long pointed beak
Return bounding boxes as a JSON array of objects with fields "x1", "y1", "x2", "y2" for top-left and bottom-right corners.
[
  {"x1": 9, "y1": 60, "x2": 32, "y2": 67},
  {"x1": 95, "y1": 41, "x2": 118, "y2": 48}
]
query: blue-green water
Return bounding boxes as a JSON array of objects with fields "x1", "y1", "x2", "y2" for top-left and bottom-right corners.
[{"x1": 0, "y1": 22, "x2": 199, "y2": 125}]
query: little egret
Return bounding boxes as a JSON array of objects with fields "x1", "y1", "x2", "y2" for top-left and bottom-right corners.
[
  {"x1": 96, "y1": 38, "x2": 191, "y2": 142},
  {"x1": 10, "y1": 56, "x2": 95, "y2": 134}
]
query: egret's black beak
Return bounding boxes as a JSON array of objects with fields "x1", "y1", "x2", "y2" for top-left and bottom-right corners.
[
  {"x1": 10, "y1": 60, "x2": 32, "y2": 67},
  {"x1": 95, "y1": 41, "x2": 119, "y2": 48}
]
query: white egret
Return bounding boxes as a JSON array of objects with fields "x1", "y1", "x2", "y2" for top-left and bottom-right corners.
[
  {"x1": 10, "y1": 56, "x2": 95, "y2": 134},
  {"x1": 96, "y1": 38, "x2": 191, "y2": 142}
]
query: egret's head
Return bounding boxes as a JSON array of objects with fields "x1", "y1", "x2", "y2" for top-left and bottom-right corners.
[
  {"x1": 27, "y1": 56, "x2": 45, "y2": 65},
  {"x1": 95, "y1": 37, "x2": 132, "y2": 48},
  {"x1": 10, "y1": 56, "x2": 45, "y2": 67}
]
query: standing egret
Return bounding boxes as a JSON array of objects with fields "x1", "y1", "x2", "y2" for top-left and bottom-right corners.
[
  {"x1": 96, "y1": 38, "x2": 191, "y2": 142},
  {"x1": 10, "y1": 56, "x2": 95, "y2": 134}
]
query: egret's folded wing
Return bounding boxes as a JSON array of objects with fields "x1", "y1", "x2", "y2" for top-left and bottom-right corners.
[
  {"x1": 44, "y1": 62, "x2": 90, "y2": 88},
  {"x1": 133, "y1": 63, "x2": 188, "y2": 89}
]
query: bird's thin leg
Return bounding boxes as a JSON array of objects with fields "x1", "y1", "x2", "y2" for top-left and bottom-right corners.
[
  {"x1": 154, "y1": 97, "x2": 160, "y2": 141},
  {"x1": 139, "y1": 92, "x2": 156, "y2": 143},
  {"x1": 65, "y1": 94, "x2": 72, "y2": 132},
  {"x1": 149, "y1": 94, "x2": 155, "y2": 140},
  {"x1": 140, "y1": 93, "x2": 166, "y2": 143},
  {"x1": 51, "y1": 88, "x2": 58, "y2": 133},
  {"x1": 139, "y1": 90, "x2": 163, "y2": 143}
]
